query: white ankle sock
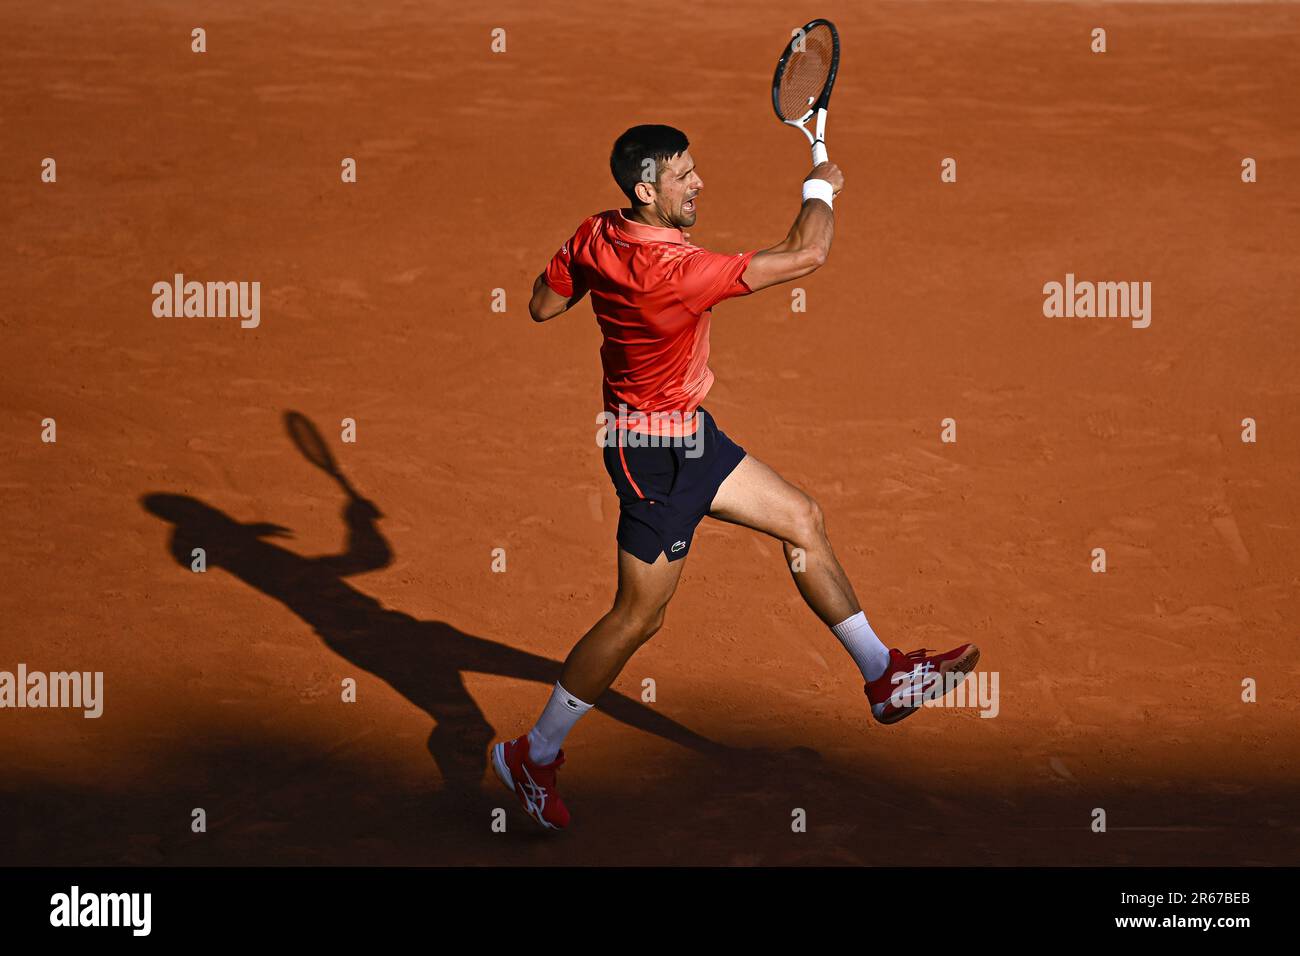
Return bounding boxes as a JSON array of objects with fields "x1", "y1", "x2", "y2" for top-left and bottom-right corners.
[
  {"x1": 527, "y1": 682, "x2": 593, "y2": 765},
  {"x1": 830, "y1": 611, "x2": 891, "y2": 682}
]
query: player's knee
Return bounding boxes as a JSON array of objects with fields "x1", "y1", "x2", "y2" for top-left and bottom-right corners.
[
  {"x1": 632, "y1": 603, "x2": 667, "y2": 643},
  {"x1": 789, "y1": 494, "x2": 825, "y2": 546},
  {"x1": 610, "y1": 602, "x2": 666, "y2": 646}
]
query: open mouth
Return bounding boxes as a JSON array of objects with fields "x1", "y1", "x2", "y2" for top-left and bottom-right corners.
[{"x1": 683, "y1": 198, "x2": 697, "y2": 214}]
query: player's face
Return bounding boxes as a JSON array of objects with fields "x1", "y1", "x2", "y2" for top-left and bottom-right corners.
[{"x1": 654, "y1": 151, "x2": 704, "y2": 228}]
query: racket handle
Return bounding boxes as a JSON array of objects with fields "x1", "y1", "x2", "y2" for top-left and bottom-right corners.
[{"x1": 812, "y1": 141, "x2": 828, "y2": 165}]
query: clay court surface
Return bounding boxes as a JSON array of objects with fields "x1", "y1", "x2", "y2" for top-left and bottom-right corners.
[{"x1": 2, "y1": 0, "x2": 1298, "y2": 865}]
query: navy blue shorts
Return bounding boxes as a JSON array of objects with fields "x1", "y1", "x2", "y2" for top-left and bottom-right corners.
[{"x1": 601, "y1": 407, "x2": 747, "y2": 565}]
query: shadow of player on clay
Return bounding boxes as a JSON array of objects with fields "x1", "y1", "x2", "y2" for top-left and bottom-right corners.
[{"x1": 140, "y1": 411, "x2": 728, "y2": 816}]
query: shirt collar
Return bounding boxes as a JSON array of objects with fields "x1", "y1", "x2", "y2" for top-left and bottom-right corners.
[{"x1": 614, "y1": 209, "x2": 686, "y2": 245}]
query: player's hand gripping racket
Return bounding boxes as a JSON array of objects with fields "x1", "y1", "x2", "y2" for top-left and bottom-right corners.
[{"x1": 772, "y1": 18, "x2": 840, "y2": 165}]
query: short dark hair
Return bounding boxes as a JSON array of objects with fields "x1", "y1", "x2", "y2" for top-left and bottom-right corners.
[{"x1": 610, "y1": 125, "x2": 690, "y2": 205}]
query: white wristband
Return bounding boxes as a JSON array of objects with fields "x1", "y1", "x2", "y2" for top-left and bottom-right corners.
[{"x1": 802, "y1": 178, "x2": 834, "y2": 208}]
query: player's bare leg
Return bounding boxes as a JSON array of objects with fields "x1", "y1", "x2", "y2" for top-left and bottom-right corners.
[
  {"x1": 708, "y1": 455, "x2": 859, "y2": 626},
  {"x1": 558, "y1": 548, "x2": 686, "y2": 703},
  {"x1": 709, "y1": 454, "x2": 979, "y2": 723},
  {"x1": 491, "y1": 548, "x2": 684, "y2": 828}
]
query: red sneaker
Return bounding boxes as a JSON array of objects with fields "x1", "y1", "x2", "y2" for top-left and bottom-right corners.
[
  {"x1": 491, "y1": 735, "x2": 570, "y2": 830},
  {"x1": 865, "y1": 643, "x2": 980, "y2": 724}
]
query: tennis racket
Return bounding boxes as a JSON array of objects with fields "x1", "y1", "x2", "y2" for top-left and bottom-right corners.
[
  {"x1": 284, "y1": 410, "x2": 359, "y2": 498},
  {"x1": 771, "y1": 18, "x2": 840, "y2": 165}
]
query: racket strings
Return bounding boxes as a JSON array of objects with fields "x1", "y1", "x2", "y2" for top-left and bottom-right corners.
[{"x1": 776, "y1": 26, "x2": 834, "y2": 121}]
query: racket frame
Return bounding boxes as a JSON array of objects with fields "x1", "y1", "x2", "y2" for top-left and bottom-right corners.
[{"x1": 771, "y1": 18, "x2": 840, "y2": 165}]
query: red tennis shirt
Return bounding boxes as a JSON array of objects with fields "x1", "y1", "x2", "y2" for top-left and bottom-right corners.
[{"x1": 544, "y1": 210, "x2": 757, "y2": 436}]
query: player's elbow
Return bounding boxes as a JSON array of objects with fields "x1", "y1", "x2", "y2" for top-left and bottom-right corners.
[
  {"x1": 528, "y1": 294, "x2": 554, "y2": 323},
  {"x1": 800, "y1": 244, "x2": 829, "y2": 273}
]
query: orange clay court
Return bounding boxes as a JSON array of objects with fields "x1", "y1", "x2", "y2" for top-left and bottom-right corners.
[{"x1": 1, "y1": 0, "x2": 1298, "y2": 865}]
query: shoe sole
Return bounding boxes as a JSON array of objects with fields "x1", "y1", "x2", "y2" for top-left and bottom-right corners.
[
  {"x1": 874, "y1": 643, "x2": 981, "y2": 725},
  {"x1": 875, "y1": 704, "x2": 919, "y2": 726},
  {"x1": 490, "y1": 742, "x2": 514, "y2": 791}
]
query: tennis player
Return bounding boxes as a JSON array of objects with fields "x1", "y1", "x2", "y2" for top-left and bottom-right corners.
[{"x1": 492, "y1": 125, "x2": 979, "y2": 829}]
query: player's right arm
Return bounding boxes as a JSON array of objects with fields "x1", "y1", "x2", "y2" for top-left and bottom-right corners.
[
  {"x1": 528, "y1": 272, "x2": 585, "y2": 322},
  {"x1": 530, "y1": 228, "x2": 589, "y2": 322},
  {"x1": 741, "y1": 162, "x2": 845, "y2": 293}
]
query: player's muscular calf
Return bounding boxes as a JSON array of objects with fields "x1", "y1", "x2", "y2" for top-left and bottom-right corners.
[
  {"x1": 741, "y1": 161, "x2": 845, "y2": 293},
  {"x1": 558, "y1": 549, "x2": 686, "y2": 703}
]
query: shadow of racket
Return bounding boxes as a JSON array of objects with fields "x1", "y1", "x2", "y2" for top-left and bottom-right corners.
[{"x1": 283, "y1": 411, "x2": 362, "y2": 501}]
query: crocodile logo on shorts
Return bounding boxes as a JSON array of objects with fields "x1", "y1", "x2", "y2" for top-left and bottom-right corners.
[{"x1": 671, "y1": 540, "x2": 687, "y2": 553}]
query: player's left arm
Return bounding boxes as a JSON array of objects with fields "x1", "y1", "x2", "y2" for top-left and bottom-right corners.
[{"x1": 528, "y1": 272, "x2": 586, "y2": 323}]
